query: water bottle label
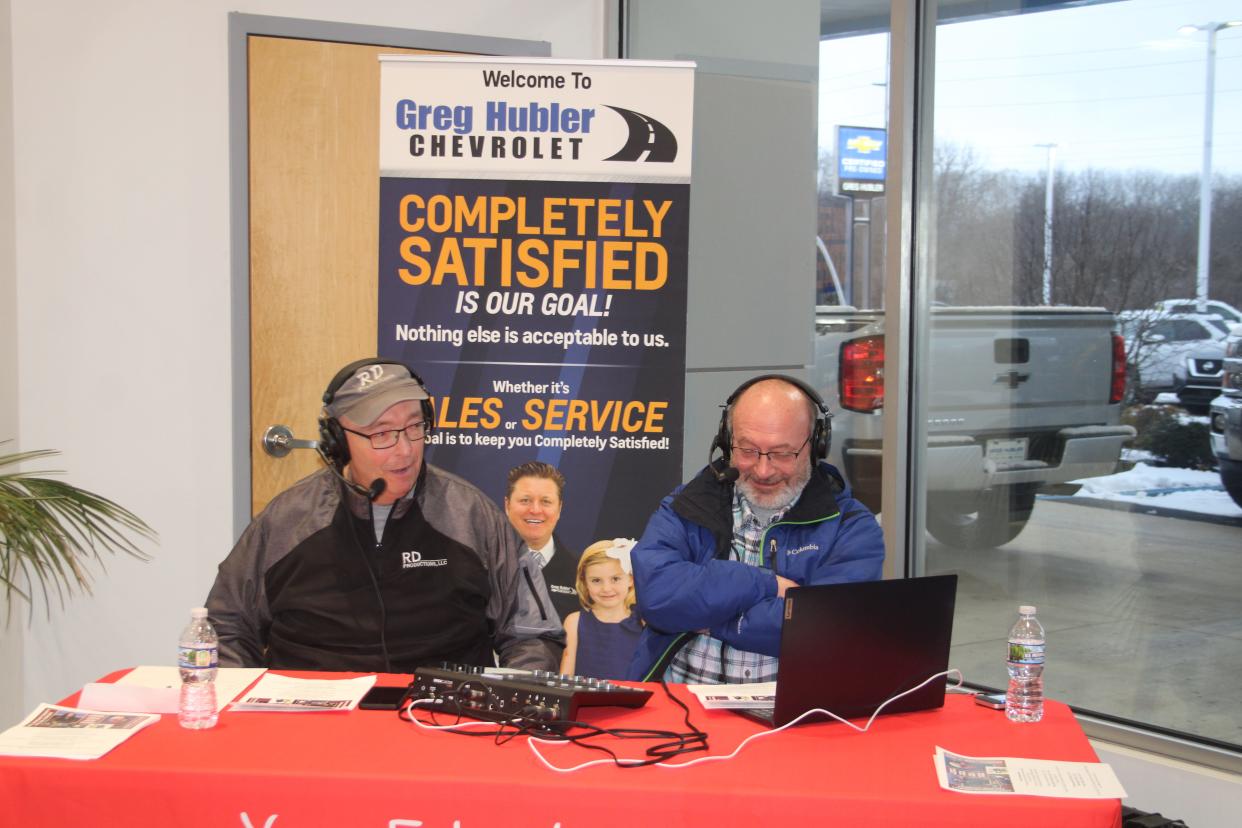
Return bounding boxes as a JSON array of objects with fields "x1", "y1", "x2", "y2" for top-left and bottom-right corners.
[
  {"x1": 178, "y1": 645, "x2": 218, "y2": 669},
  {"x1": 1008, "y1": 641, "x2": 1045, "y2": 664}
]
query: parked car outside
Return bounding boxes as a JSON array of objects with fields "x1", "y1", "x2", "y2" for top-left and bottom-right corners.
[
  {"x1": 1152, "y1": 298, "x2": 1242, "y2": 325},
  {"x1": 1119, "y1": 310, "x2": 1229, "y2": 410},
  {"x1": 1172, "y1": 348, "x2": 1227, "y2": 415},
  {"x1": 1209, "y1": 323, "x2": 1242, "y2": 508}
]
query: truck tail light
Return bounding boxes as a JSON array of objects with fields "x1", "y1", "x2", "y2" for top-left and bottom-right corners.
[
  {"x1": 841, "y1": 335, "x2": 885, "y2": 412},
  {"x1": 1110, "y1": 333, "x2": 1126, "y2": 404}
]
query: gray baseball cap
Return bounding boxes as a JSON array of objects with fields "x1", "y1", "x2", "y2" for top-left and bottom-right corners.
[{"x1": 325, "y1": 362, "x2": 430, "y2": 427}]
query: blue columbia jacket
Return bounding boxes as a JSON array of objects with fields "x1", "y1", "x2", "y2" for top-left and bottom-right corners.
[{"x1": 626, "y1": 460, "x2": 885, "y2": 681}]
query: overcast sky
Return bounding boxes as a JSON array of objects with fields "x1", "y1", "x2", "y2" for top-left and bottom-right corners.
[{"x1": 820, "y1": 0, "x2": 1242, "y2": 176}]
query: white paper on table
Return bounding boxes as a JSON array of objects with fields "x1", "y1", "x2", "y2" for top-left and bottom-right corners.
[
  {"x1": 933, "y1": 746, "x2": 1127, "y2": 798},
  {"x1": 78, "y1": 682, "x2": 179, "y2": 714},
  {"x1": 0, "y1": 704, "x2": 161, "y2": 760},
  {"x1": 686, "y1": 682, "x2": 777, "y2": 709},
  {"x1": 113, "y1": 665, "x2": 267, "y2": 713},
  {"x1": 230, "y1": 673, "x2": 377, "y2": 712}
]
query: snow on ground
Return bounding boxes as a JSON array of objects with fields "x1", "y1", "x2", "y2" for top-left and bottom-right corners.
[
  {"x1": 1053, "y1": 399, "x2": 1241, "y2": 519},
  {"x1": 1067, "y1": 462, "x2": 1242, "y2": 518}
]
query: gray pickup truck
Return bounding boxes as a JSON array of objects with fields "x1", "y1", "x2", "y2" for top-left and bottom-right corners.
[
  {"x1": 1209, "y1": 323, "x2": 1242, "y2": 508},
  {"x1": 813, "y1": 304, "x2": 1136, "y2": 549}
]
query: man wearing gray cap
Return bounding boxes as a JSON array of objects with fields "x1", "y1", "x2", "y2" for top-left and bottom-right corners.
[{"x1": 206, "y1": 358, "x2": 564, "y2": 673}]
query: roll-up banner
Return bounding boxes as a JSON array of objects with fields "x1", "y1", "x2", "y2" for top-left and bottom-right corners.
[{"x1": 377, "y1": 56, "x2": 694, "y2": 559}]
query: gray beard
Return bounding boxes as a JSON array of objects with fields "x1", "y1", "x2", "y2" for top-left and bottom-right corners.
[{"x1": 736, "y1": 463, "x2": 812, "y2": 512}]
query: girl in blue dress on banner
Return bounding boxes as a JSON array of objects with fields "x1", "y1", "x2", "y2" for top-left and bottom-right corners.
[{"x1": 560, "y1": 539, "x2": 643, "y2": 680}]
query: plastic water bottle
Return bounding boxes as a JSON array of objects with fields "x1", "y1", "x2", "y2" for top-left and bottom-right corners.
[
  {"x1": 1005, "y1": 605, "x2": 1045, "y2": 723},
  {"x1": 178, "y1": 607, "x2": 219, "y2": 729}
]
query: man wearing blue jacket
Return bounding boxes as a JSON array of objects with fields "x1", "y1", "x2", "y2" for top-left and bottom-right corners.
[{"x1": 627, "y1": 375, "x2": 884, "y2": 683}]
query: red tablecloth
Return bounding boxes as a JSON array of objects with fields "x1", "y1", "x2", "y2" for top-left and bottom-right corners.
[{"x1": 0, "y1": 670, "x2": 1121, "y2": 827}]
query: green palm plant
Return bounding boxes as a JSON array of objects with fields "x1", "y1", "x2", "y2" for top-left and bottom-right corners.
[{"x1": 0, "y1": 448, "x2": 155, "y2": 619}]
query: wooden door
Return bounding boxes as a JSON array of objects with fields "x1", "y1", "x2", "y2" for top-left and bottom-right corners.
[{"x1": 248, "y1": 37, "x2": 443, "y2": 514}]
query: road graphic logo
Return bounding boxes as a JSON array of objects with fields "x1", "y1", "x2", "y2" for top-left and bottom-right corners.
[{"x1": 603, "y1": 106, "x2": 679, "y2": 162}]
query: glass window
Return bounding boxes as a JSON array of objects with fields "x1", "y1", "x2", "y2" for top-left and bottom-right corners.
[
  {"x1": 1149, "y1": 321, "x2": 1177, "y2": 340},
  {"x1": 1173, "y1": 319, "x2": 1213, "y2": 341},
  {"x1": 820, "y1": 0, "x2": 1241, "y2": 749},
  {"x1": 817, "y1": 10, "x2": 890, "y2": 518},
  {"x1": 1206, "y1": 317, "x2": 1232, "y2": 336}
]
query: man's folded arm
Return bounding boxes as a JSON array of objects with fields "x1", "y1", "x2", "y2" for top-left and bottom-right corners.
[{"x1": 632, "y1": 502, "x2": 777, "y2": 633}]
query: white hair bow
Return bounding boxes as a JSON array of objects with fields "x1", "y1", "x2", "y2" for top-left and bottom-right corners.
[{"x1": 603, "y1": 538, "x2": 637, "y2": 574}]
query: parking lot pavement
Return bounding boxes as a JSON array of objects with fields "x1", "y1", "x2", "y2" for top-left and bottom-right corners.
[{"x1": 927, "y1": 499, "x2": 1241, "y2": 746}]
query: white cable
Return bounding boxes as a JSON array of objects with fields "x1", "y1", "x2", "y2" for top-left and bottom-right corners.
[
  {"x1": 401, "y1": 697, "x2": 525, "y2": 731},
  {"x1": 526, "y1": 668, "x2": 964, "y2": 773}
]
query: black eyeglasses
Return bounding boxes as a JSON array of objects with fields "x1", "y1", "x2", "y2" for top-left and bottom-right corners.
[
  {"x1": 341, "y1": 421, "x2": 427, "y2": 450},
  {"x1": 730, "y1": 435, "x2": 810, "y2": 466}
]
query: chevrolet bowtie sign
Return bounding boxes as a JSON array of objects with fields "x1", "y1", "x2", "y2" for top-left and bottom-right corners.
[
  {"x1": 837, "y1": 125, "x2": 887, "y2": 198},
  {"x1": 995, "y1": 370, "x2": 1032, "y2": 389}
]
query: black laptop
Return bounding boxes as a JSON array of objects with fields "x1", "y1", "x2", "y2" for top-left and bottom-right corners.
[{"x1": 739, "y1": 573, "x2": 958, "y2": 728}]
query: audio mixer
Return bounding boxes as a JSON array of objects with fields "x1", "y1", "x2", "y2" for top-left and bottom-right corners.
[{"x1": 406, "y1": 665, "x2": 653, "y2": 730}]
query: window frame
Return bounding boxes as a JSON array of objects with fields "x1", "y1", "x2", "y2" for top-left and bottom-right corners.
[{"x1": 882, "y1": 0, "x2": 1242, "y2": 772}]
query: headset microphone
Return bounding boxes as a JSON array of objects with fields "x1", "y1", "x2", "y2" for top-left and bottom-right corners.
[
  {"x1": 317, "y1": 447, "x2": 388, "y2": 502},
  {"x1": 708, "y1": 440, "x2": 740, "y2": 484}
]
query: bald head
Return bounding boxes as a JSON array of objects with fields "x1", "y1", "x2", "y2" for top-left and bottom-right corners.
[{"x1": 729, "y1": 379, "x2": 816, "y2": 442}]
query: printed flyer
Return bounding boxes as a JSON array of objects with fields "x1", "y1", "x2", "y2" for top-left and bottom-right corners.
[{"x1": 934, "y1": 746, "x2": 1127, "y2": 798}]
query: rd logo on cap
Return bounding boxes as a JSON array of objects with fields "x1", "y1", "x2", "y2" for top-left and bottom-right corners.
[{"x1": 356, "y1": 365, "x2": 386, "y2": 387}]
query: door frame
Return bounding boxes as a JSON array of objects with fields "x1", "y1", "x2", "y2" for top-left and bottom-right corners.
[{"x1": 227, "y1": 13, "x2": 550, "y2": 535}]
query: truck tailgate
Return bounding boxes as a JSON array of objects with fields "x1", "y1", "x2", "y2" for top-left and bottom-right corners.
[{"x1": 927, "y1": 308, "x2": 1117, "y2": 435}]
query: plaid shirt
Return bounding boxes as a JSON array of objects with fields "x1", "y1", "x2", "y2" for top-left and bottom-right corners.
[{"x1": 664, "y1": 489, "x2": 783, "y2": 685}]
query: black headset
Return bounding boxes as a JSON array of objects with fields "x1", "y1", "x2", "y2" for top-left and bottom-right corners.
[
  {"x1": 711, "y1": 374, "x2": 832, "y2": 469},
  {"x1": 317, "y1": 358, "x2": 436, "y2": 470}
]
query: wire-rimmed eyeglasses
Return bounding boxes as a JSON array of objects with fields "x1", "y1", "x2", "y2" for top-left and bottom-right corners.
[{"x1": 341, "y1": 421, "x2": 427, "y2": 449}]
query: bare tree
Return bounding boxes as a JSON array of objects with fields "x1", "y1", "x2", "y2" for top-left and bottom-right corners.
[
  {"x1": 933, "y1": 142, "x2": 1029, "y2": 305},
  {"x1": 1210, "y1": 174, "x2": 1242, "y2": 312},
  {"x1": 1046, "y1": 170, "x2": 1197, "y2": 311},
  {"x1": 818, "y1": 142, "x2": 1241, "y2": 318}
]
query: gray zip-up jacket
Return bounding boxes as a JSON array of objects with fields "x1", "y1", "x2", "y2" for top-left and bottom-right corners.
[{"x1": 206, "y1": 464, "x2": 564, "y2": 672}]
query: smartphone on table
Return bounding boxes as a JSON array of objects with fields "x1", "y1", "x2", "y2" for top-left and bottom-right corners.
[
  {"x1": 359, "y1": 685, "x2": 412, "y2": 711},
  {"x1": 973, "y1": 691, "x2": 1006, "y2": 710}
]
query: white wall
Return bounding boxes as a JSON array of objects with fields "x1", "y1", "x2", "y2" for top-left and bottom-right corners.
[
  {"x1": 0, "y1": 0, "x2": 22, "y2": 727},
  {"x1": 0, "y1": 0, "x2": 606, "y2": 725}
]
